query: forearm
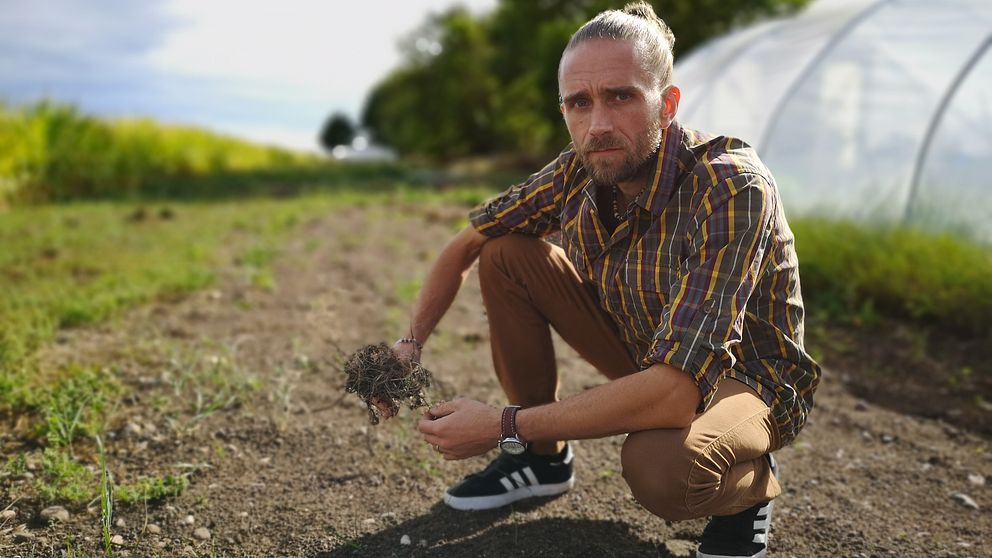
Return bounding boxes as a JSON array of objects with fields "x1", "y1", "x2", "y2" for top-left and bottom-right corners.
[
  {"x1": 408, "y1": 226, "x2": 490, "y2": 343},
  {"x1": 515, "y1": 363, "x2": 701, "y2": 442}
]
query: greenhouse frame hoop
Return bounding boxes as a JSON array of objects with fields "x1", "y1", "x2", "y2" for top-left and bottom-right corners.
[
  {"x1": 905, "y1": 33, "x2": 992, "y2": 223},
  {"x1": 757, "y1": 0, "x2": 894, "y2": 153}
]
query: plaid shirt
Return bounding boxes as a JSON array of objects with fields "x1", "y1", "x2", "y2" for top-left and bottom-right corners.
[{"x1": 469, "y1": 120, "x2": 820, "y2": 445}]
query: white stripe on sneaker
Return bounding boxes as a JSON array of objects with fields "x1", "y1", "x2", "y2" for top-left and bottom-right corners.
[
  {"x1": 499, "y1": 477, "x2": 514, "y2": 491},
  {"x1": 522, "y1": 466, "x2": 539, "y2": 486},
  {"x1": 511, "y1": 471, "x2": 526, "y2": 487}
]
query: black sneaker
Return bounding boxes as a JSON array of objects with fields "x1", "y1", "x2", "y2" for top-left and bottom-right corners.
[
  {"x1": 696, "y1": 453, "x2": 778, "y2": 558},
  {"x1": 443, "y1": 443, "x2": 575, "y2": 510}
]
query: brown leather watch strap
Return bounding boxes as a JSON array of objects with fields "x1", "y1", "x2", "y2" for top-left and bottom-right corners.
[{"x1": 501, "y1": 405, "x2": 521, "y2": 439}]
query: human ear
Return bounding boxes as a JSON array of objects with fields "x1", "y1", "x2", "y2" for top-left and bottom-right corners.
[{"x1": 661, "y1": 85, "x2": 681, "y2": 125}]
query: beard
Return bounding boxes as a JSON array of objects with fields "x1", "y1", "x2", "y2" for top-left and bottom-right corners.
[{"x1": 577, "y1": 118, "x2": 662, "y2": 185}]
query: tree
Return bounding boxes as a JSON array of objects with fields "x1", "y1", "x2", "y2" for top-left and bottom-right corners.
[
  {"x1": 362, "y1": 0, "x2": 813, "y2": 161},
  {"x1": 319, "y1": 113, "x2": 355, "y2": 151}
]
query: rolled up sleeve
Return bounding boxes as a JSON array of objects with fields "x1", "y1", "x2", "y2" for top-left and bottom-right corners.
[
  {"x1": 642, "y1": 173, "x2": 775, "y2": 412},
  {"x1": 468, "y1": 150, "x2": 570, "y2": 238}
]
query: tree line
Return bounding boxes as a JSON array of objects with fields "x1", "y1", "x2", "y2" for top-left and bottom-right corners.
[{"x1": 355, "y1": 0, "x2": 809, "y2": 162}]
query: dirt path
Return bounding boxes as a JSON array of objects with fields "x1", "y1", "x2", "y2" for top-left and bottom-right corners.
[{"x1": 5, "y1": 201, "x2": 990, "y2": 557}]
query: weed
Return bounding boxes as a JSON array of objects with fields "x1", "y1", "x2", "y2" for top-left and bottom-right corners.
[
  {"x1": 116, "y1": 475, "x2": 188, "y2": 505},
  {"x1": 35, "y1": 448, "x2": 93, "y2": 503},
  {"x1": 96, "y1": 436, "x2": 114, "y2": 557},
  {"x1": 42, "y1": 366, "x2": 119, "y2": 448},
  {"x1": 3, "y1": 453, "x2": 27, "y2": 477}
]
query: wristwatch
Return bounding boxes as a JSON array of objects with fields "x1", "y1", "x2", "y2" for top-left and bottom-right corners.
[{"x1": 498, "y1": 405, "x2": 527, "y2": 455}]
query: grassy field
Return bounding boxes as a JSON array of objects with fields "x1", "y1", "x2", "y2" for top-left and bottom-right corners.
[
  {"x1": 1, "y1": 103, "x2": 989, "y2": 535},
  {"x1": 0, "y1": 101, "x2": 319, "y2": 204}
]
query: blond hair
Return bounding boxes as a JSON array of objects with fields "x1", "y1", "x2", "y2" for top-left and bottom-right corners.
[{"x1": 562, "y1": 1, "x2": 676, "y2": 89}]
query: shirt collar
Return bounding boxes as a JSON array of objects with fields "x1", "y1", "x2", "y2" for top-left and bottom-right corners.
[{"x1": 637, "y1": 119, "x2": 690, "y2": 216}]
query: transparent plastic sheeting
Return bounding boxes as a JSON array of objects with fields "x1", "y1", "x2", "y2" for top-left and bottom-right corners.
[{"x1": 674, "y1": 0, "x2": 992, "y2": 242}]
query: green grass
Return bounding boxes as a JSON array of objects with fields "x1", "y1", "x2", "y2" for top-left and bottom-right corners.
[
  {"x1": 42, "y1": 366, "x2": 120, "y2": 447},
  {"x1": 35, "y1": 448, "x2": 94, "y2": 503},
  {"x1": 0, "y1": 196, "x2": 339, "y2": 410},
  {"x1": 792, "y1": 218, "x2": 992, "y2": 338},
  {"x1": 116, "y1": 474, "x2": 188, "y2": 505},
  {"x1": 0, "y1": 100, "x2": 319, "y2": 204}
]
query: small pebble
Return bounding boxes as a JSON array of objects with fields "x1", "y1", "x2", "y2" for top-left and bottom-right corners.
[
  {"x1": 362, "y1": 518, "x2": 376, "y2": 525},
  {"x1": 880, "y1": 434, "x2": 895, "y2": 444},
  {"x1": 115, "y1": 517, "x2": 127, "y2": 528},
  {"x1": 1, "y1": 509, "x2": 16, "y2": 521},
  {"x1": 951, "y1": 493, "x2": 980, "y2": 510},
  {"x1": 111, "y1": 534, "x2": 125, "y2": 546},
  {"x1": 40, "y1": 506, "x2": 70, "y2": 523},
  {"x1": 147, "y1": 524, "x2": 162, "y2": 535},
  {"x1": 968, "y1": 473, "x2": 985, "y2": 486},
  {"x1": 400, "y1": 534, "x2": 411, "y2": 545},
  {"x1": 238, "y1": 511, "x2": 249, "y2": 518},
  {"x1": 193, "y1": 527, "x2": 211, "y2": 540},
  {"x1": 181, "y1": 514, "x2": 196, "y2": 526},
  {"x1": 123, "y1": 422, "x2": 143, "y2": 438}
]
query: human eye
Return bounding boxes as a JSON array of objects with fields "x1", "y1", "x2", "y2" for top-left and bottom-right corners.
[
  {"x1": 613, "y1": 90, "x2": 634, "y2": 102},
  {"x1": 564, "y1": 96, "x2": 591, "y2": 110}
]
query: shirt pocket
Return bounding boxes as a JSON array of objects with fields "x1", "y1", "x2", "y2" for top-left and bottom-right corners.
[{"x1": 622, "y1": 239, "x2": 684, "y2": 338}]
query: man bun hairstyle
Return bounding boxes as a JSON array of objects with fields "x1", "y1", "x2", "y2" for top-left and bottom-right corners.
[{"x1": 563, "y1": 1, "x2": 676, "y2": 89}]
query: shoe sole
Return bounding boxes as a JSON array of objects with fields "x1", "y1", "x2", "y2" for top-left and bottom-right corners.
[{"x1": 443, "y1": 476, "x2": 575, "y2": 511}]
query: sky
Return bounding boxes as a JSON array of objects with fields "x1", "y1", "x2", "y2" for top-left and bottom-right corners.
[{"x1": 0, "y1": 0, "x2": 498, "y2": 151}]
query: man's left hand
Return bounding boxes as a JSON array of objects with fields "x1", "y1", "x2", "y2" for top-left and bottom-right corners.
[{"x1": 417, "y1": 399, "x2": 501, "y2": 460}]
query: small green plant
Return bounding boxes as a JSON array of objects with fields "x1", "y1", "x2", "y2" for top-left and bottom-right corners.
[
  {"x1": 42, "y1": 366, "x2": 118, "y2": 448},
  {"x1": 3, "y1": 452, "x2": 28, "y2": 477},
  {"x1": 116, "y1": 475, "x2": 188, "y2": 505},
  {"x1": 34, "y1": 448, "x2": 93, "y2": 503},
  {"x1": 96, "y1": 436, "x2": 114, "y2": 557}
]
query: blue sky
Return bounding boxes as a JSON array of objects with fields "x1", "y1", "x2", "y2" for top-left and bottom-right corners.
[{"x1": 0, "y1": 0, "x2": 497, "y2": 151}]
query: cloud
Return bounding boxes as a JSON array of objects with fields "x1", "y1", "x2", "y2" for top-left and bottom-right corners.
[{"x1": 0, "y1": 0, "x2": 497, "y2": 150}]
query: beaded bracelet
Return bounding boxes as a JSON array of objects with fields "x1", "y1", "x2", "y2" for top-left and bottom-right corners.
[{"x1": 396, "y1": 337, "x2": 424, "y2": 351}]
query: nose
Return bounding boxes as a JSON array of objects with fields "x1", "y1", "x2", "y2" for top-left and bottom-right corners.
[{"x1": 588, "y1": 103, "x2": 614, "y2": 137}]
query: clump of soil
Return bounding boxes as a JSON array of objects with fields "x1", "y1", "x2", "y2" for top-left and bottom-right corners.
[{"x1": 343, "y1": 342, "x2": 432, "y2": 424}]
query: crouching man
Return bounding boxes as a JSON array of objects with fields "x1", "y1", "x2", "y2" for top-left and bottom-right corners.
[{"x1": 390, "y1": 3, "x2": 820, "y2": 557}]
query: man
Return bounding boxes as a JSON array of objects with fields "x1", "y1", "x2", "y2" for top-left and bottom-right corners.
[{"x1": 389, "y1": 3, "x2": 820, "y2": 557}]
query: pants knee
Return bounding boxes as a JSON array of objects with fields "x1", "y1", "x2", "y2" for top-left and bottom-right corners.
[
  {"x1": 478, "y1": 234, "x2": 545, "y2": 286},
  {"x1": 621, "y1": 430, "x2": 698, "y2": 522}
]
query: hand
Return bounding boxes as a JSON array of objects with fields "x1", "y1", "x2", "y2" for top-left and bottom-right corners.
[
  {"x1": 417, "y1": 398, "x2": 501, "y2": 460},
  {"x1": 391, "y1": 338, "x2": 421, "y2": 364}
]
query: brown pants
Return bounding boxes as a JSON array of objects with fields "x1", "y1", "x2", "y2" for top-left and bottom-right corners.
[{"x1": 478, "y1": 234, "x2": 781, "y2": 520}]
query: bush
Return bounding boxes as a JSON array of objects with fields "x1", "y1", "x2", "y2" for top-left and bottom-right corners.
[{"x1": 793, "y1": 218, "x2": 992, "y2": 338}]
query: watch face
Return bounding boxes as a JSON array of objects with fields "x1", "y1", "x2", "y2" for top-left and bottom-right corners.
[{"x1": 500, "y1": 438, "x2": 526, "y2": 455}]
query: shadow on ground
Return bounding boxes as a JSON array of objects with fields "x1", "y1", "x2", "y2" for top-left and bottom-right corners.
[{"x1": 319, "y1": 501, "x2": 679, "y2": 557}]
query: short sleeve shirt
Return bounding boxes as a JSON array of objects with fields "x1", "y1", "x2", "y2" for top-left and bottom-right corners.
[{"x1": 469, "y1": 120, "x2": 821, "y2": 446}]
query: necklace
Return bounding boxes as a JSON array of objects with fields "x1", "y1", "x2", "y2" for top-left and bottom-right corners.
[{"x1": 612, "y1": 185, "x2": 643, "y2": 222}]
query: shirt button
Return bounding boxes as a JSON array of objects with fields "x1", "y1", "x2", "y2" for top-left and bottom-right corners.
[{"x1": 702, "y1": 299, "x2": 716, "y2": 314}]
